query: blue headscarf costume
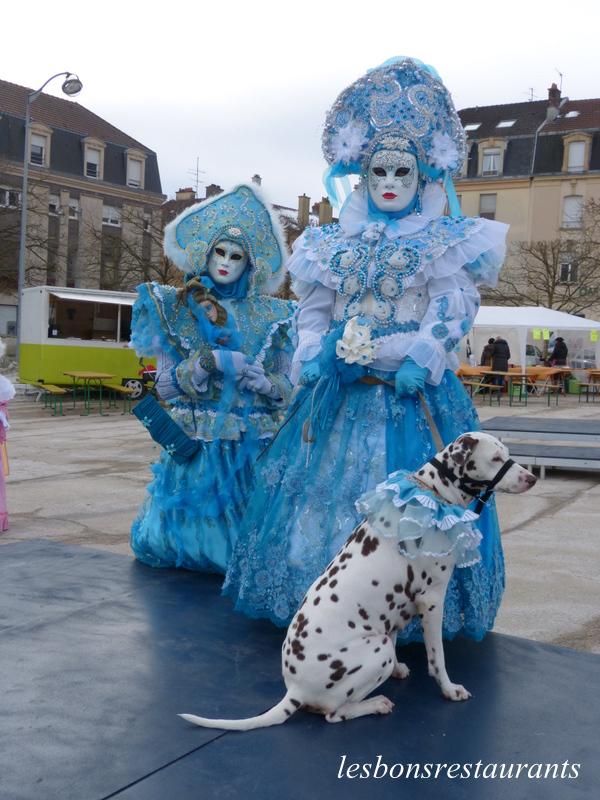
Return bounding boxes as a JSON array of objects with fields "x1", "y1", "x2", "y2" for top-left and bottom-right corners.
[
  {"x1": 223, "y1": 58, "x2": 509, "y2": 641},
  {"x1": 130, "y1": 184, "x2": 295, "y2": 574}
]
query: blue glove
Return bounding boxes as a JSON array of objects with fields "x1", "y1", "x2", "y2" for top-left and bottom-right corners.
[
  {"x1": 299, "y1": 357, "x2": 321, "y2": 386},
  {"x1": 394, "y1": 357, "x2": 428, "y2": 397},
  {"x1": 336, "y1": 360, "x2": 366, "y2": 384}
]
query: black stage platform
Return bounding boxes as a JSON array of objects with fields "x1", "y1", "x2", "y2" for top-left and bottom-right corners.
[{"x1": 1, "y1": 541, "x2": 598, "y2": 800}]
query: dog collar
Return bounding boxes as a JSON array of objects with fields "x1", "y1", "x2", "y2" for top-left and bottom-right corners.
[{"x1": 429, "y1": 457, "x2": 516, "y2": 515}]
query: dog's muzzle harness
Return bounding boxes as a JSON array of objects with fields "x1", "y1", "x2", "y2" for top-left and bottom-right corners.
[{"x1": 428, "y1": 457, "x2": 516, "y2": 515}]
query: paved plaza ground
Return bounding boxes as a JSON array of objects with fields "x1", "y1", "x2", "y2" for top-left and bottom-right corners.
[{"x1": 3, "y1": 390, "x2": 600, "y2": 653}]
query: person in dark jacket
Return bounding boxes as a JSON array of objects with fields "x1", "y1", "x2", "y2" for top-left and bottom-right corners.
[
  {"x1": 491, "y1": 337, "x2": 511, "y2": 385},
  {"x1": 480, "y1": 338, "x2": 495, "y2": 366},
  {"x1": 549, "y1": 337, "x2": 568, "y2": 366}
]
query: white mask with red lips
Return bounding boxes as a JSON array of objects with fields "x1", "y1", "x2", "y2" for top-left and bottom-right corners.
[
  {"x1": 207, "y1": 239, "x2": 249, "y2": 285},
  {"x1": 367, "y1": 149, "x2": 419, "y2": 214}
]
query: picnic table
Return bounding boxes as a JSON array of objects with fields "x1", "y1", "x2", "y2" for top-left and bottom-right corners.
[{"x1": 63, "y1": 370, "x2": 115, "y2": 416}]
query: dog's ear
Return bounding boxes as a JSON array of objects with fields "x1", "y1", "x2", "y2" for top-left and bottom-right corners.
[{"x1": 450, "y1": 434, "x2": 479, "y2": 466}]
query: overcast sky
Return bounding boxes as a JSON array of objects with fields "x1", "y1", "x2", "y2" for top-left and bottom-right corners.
[{"x1": 4, "y1": 0, "x2": 599, "y2": 208}]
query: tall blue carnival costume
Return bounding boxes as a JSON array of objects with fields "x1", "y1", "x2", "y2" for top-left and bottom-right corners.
[
  {"x1": 130, "y1": 184, "x2": 294, "y2": 573},
  {"x1": 224, "y1": 58, "x2": 510, "y2": 642}
]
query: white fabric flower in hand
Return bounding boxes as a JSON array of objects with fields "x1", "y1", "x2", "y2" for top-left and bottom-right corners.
[
  {"x1": 238, "y1": 362, "x2": 275, "y2": 396},
  {"x1": 336, "y1": 317, "x2": 376, "y2": 365}
]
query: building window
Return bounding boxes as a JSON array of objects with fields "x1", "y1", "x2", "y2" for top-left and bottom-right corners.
[
  {"x1": 30, "y1": 133, "x2": 46, "y2": 166},
  {"x1": 481, "y1": 148, "x2": 501, "y2": 175},
  {"x1": 127, "y1": 158, "x2": 143, "y2": 188},
  {"x1": 496, "y1": 119, "x2": 516, "y2": 128},
  {"x1": 48, "y1": 194, "x2": 60, "y2": 215},
  {"x1": 562, "y1": 195, "x2": 583, "y2": 228},
  {"x1": 68, "y1": 199, "x2": 80, "y2": 219},
  {"x1": 567, "y1": 141, "x2": 586, "y2": 173},
  {"x1": 479, "y1": 193, "x2": 497, "y2": 220},
  {"x1": 0, "y1": 187, "x2": 20, "y2": 208},
  {"x1": 143, "y1": 212, "x2": 152, "y2": 232},
  {"x1": 102, "y1": 205, "x2": 122, "y2": 227},
  {"x1": 85, "y1": 147, "x2": 101, "y2": 178},
  {"x1": 560, "y1": 262, "x2": 578, "y2": 283}
]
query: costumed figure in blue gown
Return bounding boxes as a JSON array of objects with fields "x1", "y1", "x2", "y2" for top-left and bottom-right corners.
[
  {"x1": 224, "y1": 57, "x2": 509, "y2": 640},
  {"x1": 130, "y1": 184, "x2": 294, "y2": 573}
]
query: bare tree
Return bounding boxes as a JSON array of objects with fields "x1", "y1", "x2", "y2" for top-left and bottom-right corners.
[{"x1": 484, "y1": 200, "x2": 600, "y2": 316}]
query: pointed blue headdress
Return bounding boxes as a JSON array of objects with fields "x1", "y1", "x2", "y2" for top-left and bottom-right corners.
[
  {"x1": 164, "y1": 183, "x2": 287, "y2": 295},
  {"x1": 321, "y1": 56, "x2": 466, "y2": 216}
]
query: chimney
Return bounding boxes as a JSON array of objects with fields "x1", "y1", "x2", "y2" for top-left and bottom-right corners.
[
  {"x1": 205, "y1": 183, "x2": 223, "y2": 199},
  {"x1": 547, "y1": 82, "x2": 561, "y2": 121},
  {"x1": 175, "y1": 187, "x2": 195, "y2": 201},
  {"x1": 318, "y1": 197, "x2": 333, "y2": 226},
  {"x1": 297, "y1": 193, "x2": 310, "y2": 229},
  {"x1": 251, "y1": 173, "x2": 262, "y2": 186}
]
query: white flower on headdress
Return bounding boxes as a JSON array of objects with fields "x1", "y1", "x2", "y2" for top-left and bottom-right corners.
[
  {"x1": 430, "y1": 132, "x2": 460, "y2": 171},
  {"x1": 336, "y1": 317, "x2": 376, "y2": 365},
  {"x1": 331, "y1": 120, "x2": 369, "y2": 165}
]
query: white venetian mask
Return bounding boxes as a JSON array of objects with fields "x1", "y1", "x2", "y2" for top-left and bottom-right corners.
[
  {"x1": 367, "y1": 149, "x2": 419, "y2": 213},
  {"x1": 207, "y1": 239, "x2": 249, "y2": 285}
]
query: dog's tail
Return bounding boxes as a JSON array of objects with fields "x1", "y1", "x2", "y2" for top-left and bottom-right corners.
[{"x1": 178, "y1": 691, "x2": 302, "y2": 731}]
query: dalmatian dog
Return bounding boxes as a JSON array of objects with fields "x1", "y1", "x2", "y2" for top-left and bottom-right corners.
[{"x1": 180, "y1": 432, "x2": 536, "y2": 730}]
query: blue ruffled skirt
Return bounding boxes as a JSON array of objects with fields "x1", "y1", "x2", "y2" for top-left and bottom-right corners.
[
  {"x1": 223, "y1": 370, "x2": 504, "y2": 642},
  {"x1": 131, "y1": 439, "x2": 255, "y2": 574}
]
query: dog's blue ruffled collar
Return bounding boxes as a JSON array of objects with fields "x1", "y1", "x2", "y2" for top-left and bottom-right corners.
[{"x1": 355, "y1": 469, "x2": 482, "y2": 568}]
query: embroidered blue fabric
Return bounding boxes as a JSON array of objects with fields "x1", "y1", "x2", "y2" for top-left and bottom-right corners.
[{"x1": 222, "y1": 369, "x2": 505, "y2": 641}]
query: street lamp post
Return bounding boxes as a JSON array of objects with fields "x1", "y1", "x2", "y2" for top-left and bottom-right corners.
[{"x1": 16, "y1": 71, "x2": 82, "y2": 363}]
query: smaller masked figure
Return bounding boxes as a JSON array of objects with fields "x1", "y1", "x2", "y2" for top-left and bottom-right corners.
[
  {"x1": 224, "y1": 58, "x2": 509, "y2": 640},
  {"x1": 130, "y1": 184, "x2": 294, "y2": 573}
]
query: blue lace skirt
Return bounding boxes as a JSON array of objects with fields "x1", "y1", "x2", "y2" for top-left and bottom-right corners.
[
  {"x1": 222, "y1": 371, "x2": 504, "y2": 642},
  {"x1": 131, "y1": 439, "x2": 255, "y2": 574}
]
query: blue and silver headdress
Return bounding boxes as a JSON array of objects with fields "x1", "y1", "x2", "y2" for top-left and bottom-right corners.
[
  {"x1": 322, "y1": 57, "x2": 466, "y2": 214},
  {"x1": 164, "y1": 183, "x2": 287, "y2": 295}
]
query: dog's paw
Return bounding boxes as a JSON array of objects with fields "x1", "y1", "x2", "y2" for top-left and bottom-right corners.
[
  {"x1": 371, "y1": 695, "x2": 395, "y2": 714},
  {"x1": 392, "y1": 662, "x2": 410, "y2": 680},
  {"x1": 442, "y1": 683, "x2": 471, "y2": 702}
]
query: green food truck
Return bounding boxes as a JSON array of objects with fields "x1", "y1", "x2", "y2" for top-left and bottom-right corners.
[{"x1": 19, "y1": 285, "x2": 155, "y2": 398}]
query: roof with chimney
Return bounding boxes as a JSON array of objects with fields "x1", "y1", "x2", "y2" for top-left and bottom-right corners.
[{"x1": 0, "y1": 79, "x2": 151, "y2": 151}]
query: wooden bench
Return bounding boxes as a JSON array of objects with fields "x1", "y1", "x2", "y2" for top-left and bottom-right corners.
[
  {"x1": 507, "y1": 442, "x2": 600, "y2": 480},
  {"x1": 104, "y1": 383, "x2": 136, "y2": 414},
  {"x1": 32, "y1": 383, "x2": 68, "y2": 416},
  {"x1": 578, "y1": 382, "x2": 600, "y2": 404},
  {"x1": 461, "y1": 379, "x2": 502, "y2": 405}
]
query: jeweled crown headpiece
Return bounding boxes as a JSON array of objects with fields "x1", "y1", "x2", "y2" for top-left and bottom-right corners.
[
  {"x1": 164, "y1": 183, "x2": 287, "y2": 294},
  {"x1": 322, "y1": 56, "x2": 467, "y2": 212}
]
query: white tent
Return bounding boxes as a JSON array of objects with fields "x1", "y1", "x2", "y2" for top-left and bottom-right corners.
[{"x1": 467, "y1": 306, "x2": 600, "y2": 368}]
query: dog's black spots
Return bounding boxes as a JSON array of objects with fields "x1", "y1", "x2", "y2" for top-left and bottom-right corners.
[
  {"x1": 379, "y1": 614, "x2": 386, "y2": 621},
  {"x1": 347, "y1": 688, "x2": 354, "y2": 697},
  {"x1": 340, "y1": 552, "x2": 353, "y2": 562},
  {"x1": 427, "y1": 577, "x2": 432, "y2": 585},
  {"x1": 284, "y1": 709, "x2": 291, "y2": 717},
  {"x1": 326, "y1": 682, "x2": 334, "y2": 689},
  {"x1": 441, "y1": 565, "x2": 447, "y2": 571},
  {"x1": 429, "y1": 658, "x2": 435, "y2": 665},
  {"x1": 382, "y1": 637, "x2": 388, "y2": 645},
  {"x1": 361, "y1": 536, "x2": 379, "y2": 556},
  {"x1": 429, "y1": 605, "x2": 436, "y2": 611},
  {"x1": 289, "y1": 665, "x2": 296, "y2": 674},
  {"x1": 388, "y1": 659, "x2": 392, "y2": 665},
  {"x1": 317, "y1": 654, "x2": 329, "y2": 661},
  {"x1": 330, "y1": 579, "x2": 338, "y2": 588},
  {"x1": 301, "y1": 631, "x2": 308, "y2": 638},
  {"x1": 330, "y1": 659, "x2": 344, "y2": 669},
  {"x1": 366, "y1": 639, "x2": 371, "y2": 644},
  {"x1": 315, "y1": 627, "x2": 322, "y2": 633},
  {"x1": 340, "y1": 714, "x2": 347, "y2": 721},
  {"x1": 379, "y1": 516, "x2": 385, "y2": 522},
  {"x1": 429, "y1": 470, "x2": 435, "y2": 478},
  {"x1": 329, "y1": 565, "x2": 339, "y2": 577},
  {"x1": 291, "y1": 639, "x2": 305, "y2": 655},
  {"x1": 401, "y1": 610, "x2": 411, "y2": 621},
  {"x1": 385, "y1": 593, "x2": 394, "y2": 602},
  {"x1": 435, "y1": 667, "x2": 439, "y2": 675},
  {"x1": 354, "y1": 527, "x2": 366, "y2": 544},
  {"x1": 399, "y1": 602, "x2": 406, "y2": 609},
  {"x1": 407, "y1": 565, "x2": 415, "y2": 583},
  {"x1": 330, "y1": 668, "x2": 347, "y2": 682},
  {"x1": 341, "y1": 564, "x2": 348, "y2": 570},
  {"x1": 372, "y1": 579, "x2": 379, "y2": 586},
  {"x1": 347, "y1": 665, "x2": 362, "y2": 675},
  {"x1": 441, "y1": 477, "x2": 449, "y2": 487},
  {"x1": 443, "y1": 452, "x2": 449, "y2": 460},
  {"x1": 381, "y1": 661, "x2": 387, "y2": 668},
  {"x1": 466, "y1": 459, "x2": 476, "y2": 471},
  {"x1": 290, "y1": 699, "x2": 301, "y2": 709},
  {"x1": 313, "y1": 596, "x2": 321, "y2": 606},
  {"x1": 363, "y1": 624, "x2": 372, "y2": 631},
  {"x1": 421, "y1": 571, "x2": 427, "y2": 580},
  {"x1": 286, "y1": 649, "x2": 291, "y2": 656},
  {"x1": 432, "y1": 647, "x2": 436, "y2": 653},
  {"x1": 330, "y1": 594, "x2": 339, "y2": 602},
  {"x1": 384, "y1": 520, "x2": 391, "y2": 528},
  {"x1": 358, "y1": 608, "x2": 369, "y2": 620},
  {"x1": 375, "y1": 646, "x2": 381, "y2": 653},
  {"x1": 418, "y1": 469, "x2": 425, "y2": 475},
  {"x1": 418, "y1": 613, "x2": 424, "y2": 620},
  {"x1": 388, "y1": 602, "x2": 396, "y2": 610},
  {"x1": 285, "y1": 660, "x2": 288, "y2": 667},
  {"x1": 316, "y1": 577, "x2": 328, "y2": 591},
  {"x1": 384, "y1": 619, "x2": 391, "y2": 632},
  {"x1": 340, "y1": 647, "x2": 348, "y2": 652},
  {"x1": 297, "y1": 653, "x2": 305, "y2": 661},
  {"x1": 348, "y1": 620, "x2": 356, "y2": 629},
  {"x1": 394, "y1": 584, "x2": 404, "y2": 594}
]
